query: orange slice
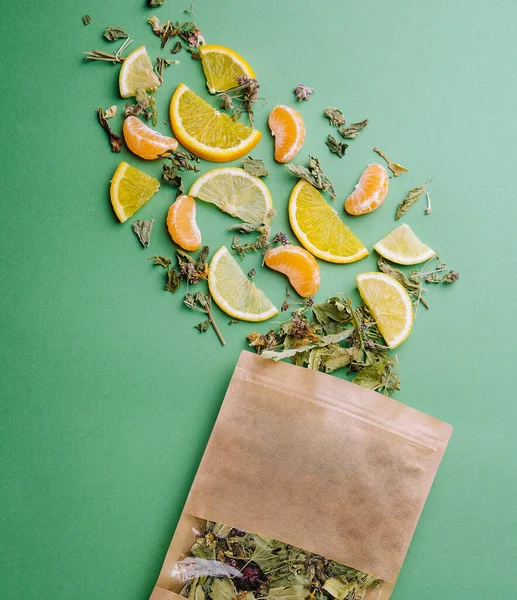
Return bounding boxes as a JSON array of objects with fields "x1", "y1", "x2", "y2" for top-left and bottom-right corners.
[
  {"x1": 169, "y1": 83, "x2": 261, "y2": 162},
  {"x1": 344, "y1": 163, "x2": 389, "y2": 215},
  {"x1": 123, "y1": 116, "x2": 178, "y2": 160},
  {"x1": 166, "y1": 195, "x2": 201, "y2": 251},
  {"x1": 268, "y1": 105, "x2": 305, "y2": 163},
  {"x1": 264, "y1": 245, "x2": 320, "y2": 298}
]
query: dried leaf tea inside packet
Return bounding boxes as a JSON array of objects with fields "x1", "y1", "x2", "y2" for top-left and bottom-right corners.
[{"x1": 149, "y1": 352, "x2": 452, "y2": 600}]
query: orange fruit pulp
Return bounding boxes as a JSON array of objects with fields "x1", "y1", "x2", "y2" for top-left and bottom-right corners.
[
  {"x1": 268, "y1": 105, "x2": 305, "y2": 163},
  {"x1": 123, "y1": 116, "x2": 178, "y2": 160},
  {"x1": 264, "y1": 245, "x2": 320, "y2": 298},
  {"x1": 344, "y1": 163, "x2": 389, "y2": 215},
  {"x1": 166, "y1": 195, "x2": 202, "y2": 251}
]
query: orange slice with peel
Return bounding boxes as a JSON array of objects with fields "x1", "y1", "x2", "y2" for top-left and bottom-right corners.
[
  {"x1": 123, "y1": 116, "x2": 178, "y2": 160},
  {"x1": 169, "y1": 83, "x2": 261, "y2": 162},
  {"x1": 344, "y1": 163, "x2": 389, "y2": 215},
  {"x1": 110, "y1": 161, "x2": 160, "y2": 223},
  {"x1": 264, "y1": 245, "x2": 320, "y2": 298},
  {"x1": 289, "y1": 180, "x2": 368, "y2": 264},
  {"x1": 199, "y1": 44, "x2": 255, "y2": 94},
  {"x1": 166, "y1": 195, "x2": 201, "y2": 251},
  {"x1": 268, "y1": 105, "x2": 305, "y2": 163}
]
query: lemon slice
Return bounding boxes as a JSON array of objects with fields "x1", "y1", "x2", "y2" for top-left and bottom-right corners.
[
  {"x1": 119, "y1": 46, "x2": 161, "y2": 98},
  {"x1": 199, "y1": 44, "x2": 255, "y2": 94},
  {"x1": 189, "y1": 168, "x2": 272, "y2": 225},
  {"x1": 288, "y1": 180, "x2": 368, "y2": 264},
  {"x1": 374, "y1": 223, "x2": 435, "y2": 265},
  {"x1": 208, "y1": 246, "x2": 278, "y2": 322},
  {"x1": 110, "y1": 161, "x2": 160, "y2": 223},
  {"x1": 169, "y1": 83, "x2": 261, "y2": 162},
  {"x1": 356, "y1": 272, "x2": 414, "y2": 349}
]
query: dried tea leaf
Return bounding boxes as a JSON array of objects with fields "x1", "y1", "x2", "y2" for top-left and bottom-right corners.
[
  {"x1": 377, "y1": 258, "x2": 421, "y2": 293},
  {"x1": 165, "y1": 269, "x2": 182, "y2": 293},
  {"x1": 373, "y1": 147, "x2": 408, "y2": 177},
  {"x1": 103, "y1": 26, "x2": 130, "y2": 41},
  {"x1": 195, "y1": 320, "x2": 211, "y2": 333},
  {"x1": 286, "y1": 156, "x2": 336, "y2": 199},
  {"x1": 149, "y1": 0, "x2": 165, "y2": 5},
  {"x1": 82, "y1": 15, "x2": 91, "y2": 25},
  {"x1": 338, "y1": 119, "x2": 369, "y2": 139},
  {"x1": 243, "y1": 156, "x2": 270, "y2": 178},
  {"x1": 352, "y1": 358, "x2": 390, "y2": 390},
  {"x1": 162, "y1": 166, "x2": 184, "y2": 192},
  {"x1": 324, "y1": 106, "x2": 346, "y2": 128},
  {"x1": 97, "y1": 108, "x2": 123, "y2": 152},
  {"x1": 171, "y1": 40, "x2": 182, "y2": 54},
  {"x1": 132, "y1": 219, "x2": 155, "y2": 248},
  {"x1": 161, "y1": 149, "x2": 200, "y2": 171},
  {"x1": 267, "y1": 586, "x2": 309, "y2": 600},
  {"x1": 209, "y1": 578, "x2": 237, "y2": 600},
  {"x1": 324, "y1": 346, "x2": 363, "y2": 373},
  {"x1": 325, "y1": 134, "x2": 348, "y2": 158},
  {"x1": 395, "y1": 181, "x2": 430, "y2": 220},
  {"x1": 155, "y1": 56, "x2": 176, "y2": 79},
  {"x1": 227, "y1": 222, "x2": 263, "y2": 233},
  {"x1": 149, "y1": 255, "x2": 172, "y2": 268}
]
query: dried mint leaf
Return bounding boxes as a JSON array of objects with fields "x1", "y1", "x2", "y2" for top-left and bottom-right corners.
[
  {"x1": 165, "y1": 269, "x2": 182, "y2": 293},
  {"x1": 338, "y1": 119, "x2": 369, "y2": 139},
  {"x1": 161, "y1": 166, "x2": 184, "y2": 192},
  {"x1": 324, "y1": 106, "x2": 346, "y2": 127},
  {"x1": 378, "y1": 258, "x2": 421, "y2": 293},
  {"x1": 373, "y1": 147, "x2": 408, "y2": 177},
  {"x1": 227, "y1": 222, "x2": 263, "y2": 233},
  {"x1": 97, "y1": 108, "x2": 123, "y2": 152},
  {"x1": 132, "y1": 219, "x2": 155, "y2": 248},
  {"x1": 82, "y1": 15, "x2": 91, "y2": 25},
  {"x1": 267, "y1": 586, "x2": 309, "y2": 600},
  {"x1": 149, "y1": 0, "x2": 165, "y2": 6},
  {"x1": 195, "y1": 319, "x2": 211, "y2": 333},
  {"x1": 395, "y1": 181, "x2": 430, "y2": 220},
  {"x1": 286, "y1": 156, "x2": 336, "y2": 199},
  {"x1": 148, "y1": 255, "x2": 172, "y2": 268},
  {"x1": 243, "y1": 156, "x2": 270, "y2": 177},
  {"x1": 325, "y1": 134, "x2": 348, "y2": 158},
  {"x1": 103, "y1": 26, "x2": 129, "y2": 41},
  {"x1": 352, "y1": 358, "x2": 390, "y2": 390}
]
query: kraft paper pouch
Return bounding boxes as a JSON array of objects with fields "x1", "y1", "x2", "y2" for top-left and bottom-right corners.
[{"x1": 150, "y1": 351, "x2": 452, "y2": 600}]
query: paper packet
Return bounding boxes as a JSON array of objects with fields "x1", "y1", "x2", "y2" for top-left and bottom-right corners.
[{"x1": 150, "y1": 351, "x2": 452, "y2": 600}]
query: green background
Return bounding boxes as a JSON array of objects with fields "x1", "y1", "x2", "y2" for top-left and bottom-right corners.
[{"x1": 1, "y1": 0, "x2": 516, "y2": 598}]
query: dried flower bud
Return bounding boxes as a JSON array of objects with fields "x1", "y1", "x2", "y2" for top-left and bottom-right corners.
[
  {"x1": 219, "y1": 93, "x2": 234, "y2": 111},
  {"x1": 273, "y1": 232, "x2": 289, "y2": 246},
  {"x1": 281, "y1": 300, "x2": 289, "y2": 312},
  {"x1": 293, "y1": 83, "x2": 315, "y2": 102},
  {"x1": 425, "y1": 207, "x2": 432, "y2": 215},
  {"x1": 443, "y1": 271, "x2": 459, "y2": 284},
  {"x1": 187, "y1": 28, "x2": 205, "y2": 47}
]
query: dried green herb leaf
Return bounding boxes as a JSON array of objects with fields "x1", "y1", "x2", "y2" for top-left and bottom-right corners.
[
  {"x1": 209, "y1": 578, "x2": 237, "y2": 600},
  {"x1": 378, "y1": 258, "x2": 421, "y2": 293},
  {"x1": 373, "y1": 147, "x2": 408, "y2": 177},
  {"x1": 267, "y1": 586, "x2": 309, "y2": 600},
  {"x1": 196, "y1": 246, "x2": 210, "y2": 272},
  {"x1": 325, "y1": 134, "x2": 348, "y2": 158},
  {"x1": 82, "y1": 15, "x2": 91, "y2": 25},
  {"x1": 161, "y1": 166, "x2": 184, "y2": 191},
  {"x1": 148, "y1": 255, "x2": 171, "y2": 268},
  {"x1": 338, "y1": 119, "x2": 368, "y2": 139},
  {"x1": 227, "y1": 222, "x2": 263, "y2": 233},
  {"x1": 395, "y1": 181, "x2": 430, "y2": 220},
  {"x1": 132, "y1": 219, "x2": 155, "y2": 248},
  {"x1": 83, "y1": 38, "x2": 133, "y2": 63},
  {"x1": 324, "y1": 346, "x2": 363, "y2": 373},
  {"x1": 165, "y1": 269, "x2": 182, "y2": 293},
  {"x1": 353, "y1": 358, "x2": 390, "y2": 390},
  {"x1": 261, "y1": 330, "x2": 352, "y2": 361},
  {"x1": 312, "y1": 298, "x2": 352, "y2": 333},
  {"x1": 124, "y1": 88, "x2": 158, "y2": 125},
  {"x1": 148, "y1": 0, "x2": 165, "y2": 6},
  {"x1": 183, "y1": 291, "x2": 225, "y2": 345},
  {"x1": 103, "y1": 26, "x2": 129, "y2": 41},
  {"x1": 195, "y1": 319, "x2": 211, "y2": 333},
  {"x1": 324, "y1": 106, "x2": 346, "y2": 128},
  {"x1": 171, "y1": 40, "x2": 182, "y2": 54},
  {"x1": 286, "y1": 156, "x2": 336, "y2": 199},
  {"x1": 243, "y1": 156, "x2": 270, "y2": 177},
  {"x1": 155, "y1": 56, "x2": 177, "y2": 79},
  {"x1": 97, "y1": 108, "x2": 123, "y2": 152}
]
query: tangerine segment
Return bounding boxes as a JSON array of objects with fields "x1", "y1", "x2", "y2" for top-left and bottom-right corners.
[
  {"x1": 166, "y1": 195, "x2": 201, "y2": 251},
  {"x1": 264, "y1": 245, "x2": 320, "y2": 298},
  {"x1": 123, "y1": 116, "x2": 178, "y2": 160},
  {"x1": 199, "y1": 45, "x2": 256, "y2": 94},
  {"x1": 289, "y1": 180, "x2": 368, "y2": 264},
  {"x1": 268, "y1": 105, "x2": 305, "y2": 163},
  {"x1": 169, "y1": 83, "x2": 261, "y2": 162},
  {"x1": 344, "y1": 163, "x2": 389, "y2": 215}
]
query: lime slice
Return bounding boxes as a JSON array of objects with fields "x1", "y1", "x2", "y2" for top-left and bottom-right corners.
[
  {"x1": 189, "y1": 167, "x2": 272, "y2": 225},
  {"x1": 208, "y1": 246, "x2": 278, "y2": 322},
  {"x1": 119, "y1": 46, "x2": 161, "y2": 98},
  {"x1": 289, "y1": 180, "x2": 368, "y2": 264},
  {"x1": 374, "y1": 223, "x2": 435, "y2": 265},
  {"x1": 356, "y1": 272, "x2": 414, "y2": 349}
]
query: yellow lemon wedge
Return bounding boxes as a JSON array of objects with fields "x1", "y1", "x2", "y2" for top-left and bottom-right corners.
[
  {"x1": 110, "y1": 161, "x2": 160, "y2": 223},
  {"x1": 199, "y1": 44, "x2": 256, "y2": 94},
  {"x1": 374, "y1": 223, "x2": 435, "y2": 265},
  {"x1": 119, "y1": 46, "x2": 161, "y2": 98}
]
